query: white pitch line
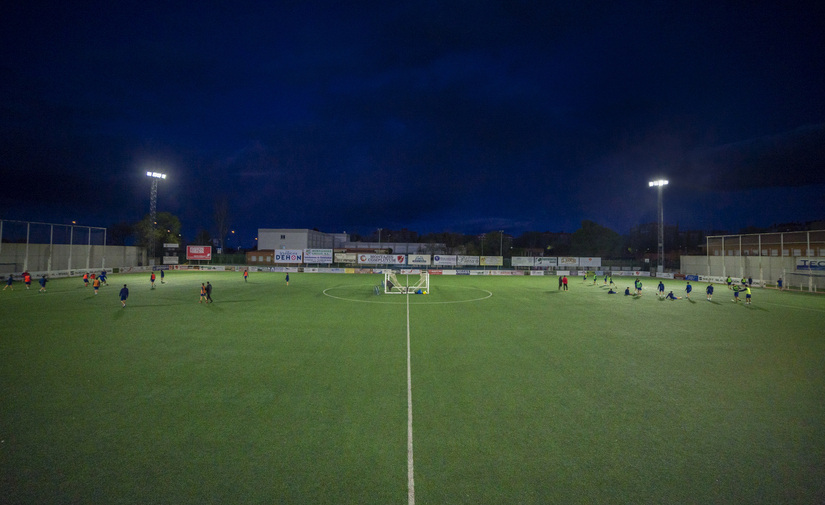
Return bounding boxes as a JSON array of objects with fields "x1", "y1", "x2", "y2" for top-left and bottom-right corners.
[{"x1": 406, "y1": 287, "x2": 415, "y2": 505}]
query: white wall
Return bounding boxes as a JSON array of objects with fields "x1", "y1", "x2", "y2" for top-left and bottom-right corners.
[
  {"x1": 680, "y1": 255, "x2": 795, "y2": 283},
  {"x1": 0, "y1": 243, "x2": 146, "y2": 274}
]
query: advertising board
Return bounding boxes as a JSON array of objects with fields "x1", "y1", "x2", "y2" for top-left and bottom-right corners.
[
  {"x1": 304, "y1": 249, "x2": 333, "y2": 263},
  {"x1": 186, "y1": 245, "x2": 212, "y2": 260},
  {"x1": 273, "y1": 250, "x2": 303, "y2": 263}
]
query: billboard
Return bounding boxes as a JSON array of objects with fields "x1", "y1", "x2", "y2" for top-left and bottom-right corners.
[
  {"x1": 579, "y1": 257, "x2": 602, "y2": 267},
  {"x1": 407, "y1": 254, "x2": 431, "y2": 266},
  {"x1": 433, "y1": 254, "x2": 457, "y2": 266},
  {"x1": 511, "y1": 257, "x2": 535, "y2": 267},
  {"x1": 273, "y1": 250, "x2": 303, "y2": 263},
  {"x1": 457, "y1": 255, "x2": 480, "y2": 266},
  {"x1": 162, "y1": 256, "x2": 179, "y2": 265},
  {"x1": 797, "y1": 257, "x2": 825, "y2": 271},
  {"x1": 304, "y1": 249, "x2": 333, "y2": 263},
  {"x1": 534, "y1": 257, "x2": 557, "y2": 267},
  {"x1": 557, "y1": 257, "x2": 579, "y2": 266},
  {"x1": 335, "y1": 252, "x2": 357, "y2": 263},
  {"x1": 358, "y1": 254, "x2": 406, "y2": 265},
  {"x1": 186, "y1": 245, "x2": 212, "y2": 260},
  {"x1": 480, "y1": 256, "x2": 503, "y2": 266}
]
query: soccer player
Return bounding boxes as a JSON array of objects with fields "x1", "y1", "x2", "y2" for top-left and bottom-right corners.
[
  {"x1": 119, "y1": 284, "x2": 129, "y2": 307},
  {"x1": 732, "y1": 284, "x2": 740, "y2": 303},
  {"x1": 244, "y1": 269, "x2": 249, "y2": 283},
  {"x1": 706, "y1": 283, "x2": 713, "y2": 301},
  {"x1": 562, "y1": 275, "x2": 568, "y2": 291},
  {"x1": 206, "y1": 281, "x2": 213, "y2": 302},
  {"x1": 609, "y1": 275, "x2": 615, "y2": 287},
  {"x1": 666, "y1": 291, "x2": 681, "y2": 300},
  {"x1": 726, "y1": 276, "x2": 732, "y2": 289},
  {"x1": 39, "y1": 275, "x2": 47, "y2": 292},
  {"x1": 93, "y1": 276, "x2": 101, "y2": 294},
  {"x1": 3, "y1": 274, "x2": 13, "y2": 291},
  {"x1": 593, "y1": 273, "x2": 598, "y2": 285},
  {"x1": 685, "y1": 281, "x2": 692, "y2": 300},
  {"x1": 285, "y1": 274, "x2": 289, "y2": 286},
  {"x1": 624, "y1": 287, "x2": 631, "y2": 295},
  {"x1": 607, "y1": 288, "x2": 617, "y2": 294},
  {"x1": 150, "y1": 272, "x2": 156, "y2": 289},
  {"x1": 657, "y1": 280, "x2": 665, "y2": 298},
  {"x1": 748, "y1": 276, "x2": 753, "y2": 287},
  {"x1": 160, "y1": 269, "x2": 165, "y2": 284},
  {"x1": 777, "y1": 277, "x2": 783, "y2": 290},
  {"x1": 199, "y1": 283, "x2": 206, "y2": 303},
  {"x1": 100, "y1": 269, "x2": 108, "y2": 285},
  {"x1": 634, "y1": 278, "x2": 642, "y2": 296},
  {"x1": 744, "y1": 285, "x2": 752, "y2": 305},
  {"x1": 558, "y1": 276, "x2": 563, "y2": 290},
  {"x1": 83, "y1": 272, "x2": 89, "y2": 287},
  {"x1": 604, "y1": 274, "x2": 608, "y2": 285},
  {"x1": 582, "y1": 272, "x2": 588, "y2": 283},
  {"x1": 23, "y1": 272, "x2": 32, "y2": 289}
]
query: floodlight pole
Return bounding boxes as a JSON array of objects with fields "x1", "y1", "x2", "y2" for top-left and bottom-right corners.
[
  {"x1": 146, "y1": 172, "x2": 166, "y2": 264},
  {"x1": 648, "y1": 180, "x2": 668, "y2": 274}
]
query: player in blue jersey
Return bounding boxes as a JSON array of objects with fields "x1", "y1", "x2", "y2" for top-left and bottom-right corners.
[
  {"x1": 4, "y1": 274, "x2": 14, "y2": 291},
  {"x1": 666, "y1": 291, "x2": 681, "y2": 300},
  {"x1": 100, "y1": 269, "x2": 108, "y2": 286},
  {"x1": 732, "y1": 284, "x2": 741, "y2": 303},
  {"x1": 624, "y1": 287, "x2": 631, "y2": 295},
  {"x1": 119, "y1": 284, "x2": 129, "y2": 307},
  {"x1": 39, "y1": 275, "x2": 47, "y2": 292},
  {"x1": 706, "y1": 283, "x2": 713, "y2": 301},
  {"x1": 685, "y1": 281, "x2": 692, "y2": 300},
  {"x1": 657, "y1": 281, "x2": 665, "y2": 298}
]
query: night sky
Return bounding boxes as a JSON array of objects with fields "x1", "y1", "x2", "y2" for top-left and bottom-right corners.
[{"x1": 2, "y1": 2, "x2": 824, "y2": 246}]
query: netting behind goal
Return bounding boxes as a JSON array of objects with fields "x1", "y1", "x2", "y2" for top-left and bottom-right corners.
[
  {"x1": 783, "y1": 271, "x2": 825, "y2": 293},
  {"x1": 384, "y1": 271, "x2": 429, "y2": 294}
]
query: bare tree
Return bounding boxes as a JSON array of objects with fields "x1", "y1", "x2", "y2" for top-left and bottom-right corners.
[{"x1": 213, "y1": 197, "x2": 231, "y2": 251}]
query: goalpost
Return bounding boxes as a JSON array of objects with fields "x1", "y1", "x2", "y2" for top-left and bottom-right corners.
[
  {"x1": 384, "y1": 271, "x2": 429, "y2": 294},
  {"x1": 782, "y1": 269, "x2": 825, "y2": 293}
]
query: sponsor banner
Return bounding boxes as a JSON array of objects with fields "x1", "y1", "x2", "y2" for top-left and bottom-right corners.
[
  {"x1": 356, "y1": 268, "x2": 373, "y2": 274},
  {"x1": 699, "y1": 275, "x2": 728, "y2": 284},
  {"x1": 456, "y1": 270, "x2": 471, "y2": 275},
  {"x1": 163, "y1": 243, "x2": 179, "y2": 249},
  {"x1": 556, "y1": 270, "x2": 570, "y2": 276},
  {"x1": 530, "y1": 270, "x2": 546, "y2": 275},
  {"x1": 273, "y1": 250, "x2": 303, "y2": 263},
  {"x1": 428, "y1": 270, "x2": 443, "y2": 275},
  {"x1": 304, "y1": 267, "x2": 319, "y2": 273},
  {"x1": 200, "y1": 265, "x2": 226, "y2": 271},
  {"x1": 335, "y1": 253, "x2": 358, "y2": 263},
  {"x1": 322, "y1": 268, "x2": 347, "y2": 273},
  {"x1": 657, "y1": 273, "x2": 675, "y2": 279},
  {"x1": 441, "y1": 270, "x2": 457, "y2": 275},
  {"x1": 433, "y1": 255, "x2": 457, "y2": 266},
  {"x1": 119, "y1": 266, "x2": 150, "y2": 274},
  {"x1": 622, "y1": 266, "x2": 632, "y2": 270},
  {"x1": 469, "y1": 270, "x2": 487, "y2": 275},
  {"x1": 685, "y1": 275, "x2": 699, "y2": 281},
  {"x1": 186, "y1": 245, "x2": 212, "y2": 261},
  {"x1": 400, "y1": 269, "x2": 422, "y2": 274},
  {"x1": 407, "y1": 254, "x2": 431, "y2": 266},
  {"x1": 345, "y1": 268, "x2": 355, "y2": 274},
  {"x1": 511, "y1": 257, "x2": 535, "y2": 267},
  {"x1": 579, "y1": 257, "x2": 602, "y2": 267},
  {"x1": 480, "y1": 256, "x2": 503, "y2": 266},
  {"x1": 797, "y1": 257, "x2": 825, "y2": 271},
  {"x1": 534, "y1": 257, "x2": 558, "y2": 267},
  {"x1": 304, "y1": 249, "x2": 333, "y2": 264},
  {"x1": 358, "y1": 254, "x2": 405, "y2": 265},
  {"x1": 613, "y1": 270, "x2": 650, "y2": 277},
  {"x1": 558, "y1": 257, "x2": 579, "y2": 267},
  {"x1": 152, "y1": 265, "x2": 170, "y2": 271},
  {"x1": 163, "y1": 256, "x2": 179, "y2": 265},
  {"x1": 577, "y1": 270, "x2": 588, "y2": 276},
  {"x1": 457, "y1": 255, "x2": 480, "y2": 266}
]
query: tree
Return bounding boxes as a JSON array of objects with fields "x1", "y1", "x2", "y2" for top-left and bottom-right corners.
[
  {"x1": 194, "y1": 229, "x2": 212, "y2": 246},
  {"x1": 135, "y1": 212, "x2": 182, "y2": 258},
  {"x1": 213, "y1": 197, "x2": 231, "y2": 252},
  {"x1": 570, "y1": 220, "x2": 622, "y2": 257}
]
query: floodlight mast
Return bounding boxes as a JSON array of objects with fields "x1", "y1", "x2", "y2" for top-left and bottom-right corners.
[
  {"x1": 648, "y1": 180, "x2": 668, "y2": 273},
  {"x1": 146, "y1": 172, "x2": 166, "y2": 263}
]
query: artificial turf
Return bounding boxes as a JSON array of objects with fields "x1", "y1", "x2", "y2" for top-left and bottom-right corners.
[{"x1": 1, "y1": 271, "x2": 823, "y2": 504}]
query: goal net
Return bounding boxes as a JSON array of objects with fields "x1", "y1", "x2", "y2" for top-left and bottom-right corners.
[
  {"x1": 384, "y1": 271, "x2": 429, "y2": 294},
  {"x1": 782, "y1": 270, "x2": 825, "y2": 293}
]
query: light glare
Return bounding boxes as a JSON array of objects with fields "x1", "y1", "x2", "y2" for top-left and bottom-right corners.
[{"x1": 146, "y1": 171, "x2": 166, "y2": 179}]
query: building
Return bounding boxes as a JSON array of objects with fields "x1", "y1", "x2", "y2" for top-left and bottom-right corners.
[{"x1": 256, "y1": 228, "x2": 441, "y2": 254}]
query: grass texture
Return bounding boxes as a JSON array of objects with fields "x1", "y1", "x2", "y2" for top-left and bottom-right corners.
[{"x1": 1, "y1": 271, "x2": 824, "y2": 504}]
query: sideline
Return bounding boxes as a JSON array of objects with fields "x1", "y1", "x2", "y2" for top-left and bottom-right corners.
[{"x1": 406, "y1": 289, "x2": 415, "y2": 505}]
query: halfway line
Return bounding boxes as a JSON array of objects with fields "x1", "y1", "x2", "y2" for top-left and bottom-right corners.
[{"x1": 406, "y1": 287, "x2": 415, "y2": 505}]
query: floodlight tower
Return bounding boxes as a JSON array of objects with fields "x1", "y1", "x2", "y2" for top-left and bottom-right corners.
[
  {"x1": 146, "y1": 171, "x2": 167, "y2": 262},
  {"x1": 648, "y1": 179, "x2": 668, "y2": 273}
]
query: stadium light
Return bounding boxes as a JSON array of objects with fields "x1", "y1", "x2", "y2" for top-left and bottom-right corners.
[
  {"x1": 648, "y1": 179, "x2": 668, "y2": 273},
  {"x1": 146, "y1": 171, "x2": 167, "y2": 263}
]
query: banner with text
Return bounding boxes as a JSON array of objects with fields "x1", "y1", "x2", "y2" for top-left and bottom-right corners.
[
  {"x1": 457, "y1": 255, "x2": 480, "y2": 266},
  {"x1": 511, "y1": 257, "x2": 535, "y2": 267},
  {"x1": 335, "y1": 252, "x2": 357, "y2": 263},
  {"x1": 797, "y1": 257, "x2": 825, "y2": 271},
  {"x1": 304, "y1": 249, "x2": 333, "y2": 263},
  {"x1": 579, "y1": 257, "x2": 602, "y2": 267},
  {"x1": 534, "y1": 257, "x2": 558, "y2": 267},
  {"x1": 557, "y1": 256, "x2": 579, "y2": 267},
  {"x1": 433, "y1": 255, "x2": 457, "y2": 266},
  {"x1": 358, "y1": 254, "x2": 406, "y2": 265},
  {"x1": 186, "y1": 245, "x2": 212, "y2": 261},
  {"x1": 407, "y1": 254, "x2": 431, "y2": 266},
  {"x1": 480, "y1": 256, "x2": 503, "y2": 266},
  {"x1": 273, "y1": 250, "x2": 303, "y2": 263}
]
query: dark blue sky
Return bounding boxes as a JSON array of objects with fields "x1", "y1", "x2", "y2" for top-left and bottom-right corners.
[{"x1": 2, "y1": 1, "x2": 823, "y2": 246}]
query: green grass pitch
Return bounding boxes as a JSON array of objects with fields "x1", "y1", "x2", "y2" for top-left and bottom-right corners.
[{"x1": 1, "y1": 271, "x2": 824, "y2": 504}]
